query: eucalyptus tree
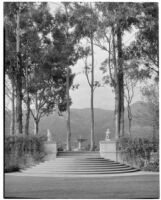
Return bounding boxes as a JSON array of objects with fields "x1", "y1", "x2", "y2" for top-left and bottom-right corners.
[
  {"x1": 20, "y1": 3, "x2": 76, "y2": 136},
  {"x1": 70, "y1": 2, "x2": 98, "y2": 150},
  {"x1": 123, "y1": 2, "x2": 159, "y2": 136},
  {"x1": 50, "y1": 3, "x2": 83, "y2": 150},
  {"x1": 4, "y1": 2, "x2": 74, "y2": 136},
  {"x1": 95, "y1": 2, "x2": 139, "y2": 138},
  {"x1": 20, "y1": 2, "x2": 54, "y2": 135},
  {"x1": 29, "y1": 40, "x2": 76, "y2": 136},
  {"x1": 4, "y1": 2, "x2": 56, "y2": 135},
  {"x1": 28, "y1": 64, "x2": 68, "y2": 135},
  {"x1": 62, "y1": 3, "x2": 73, "y2": 151},
  {"x1": 124, "y1": 63, "x2": 138, "y2": 136},
  {"x1": 126, "y1": 3, "x2": 159, "y2": 79},
  {"x1": 4, "y1": 2, "x2": 34, "y2": 135},
  {"x1": 4, "y1": 3, "x2": 16, "y2": 135},
  {"x1": 21, "y1": 2, "x2": 80, "y2": 138},
  {"x1": 5, "y1": 76, "x2": 16, "y2": 135},
  {"x1": 4, "y1": 18, "x2": 16, "y2": 136}
]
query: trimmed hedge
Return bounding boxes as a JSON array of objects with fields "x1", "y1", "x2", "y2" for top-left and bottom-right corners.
[
  {"x1": 5, "y1": 135, "x2": 47, "y2": 172},
  {"x1": 118, "y1": 137, "x2": 159, "y2": 171}
]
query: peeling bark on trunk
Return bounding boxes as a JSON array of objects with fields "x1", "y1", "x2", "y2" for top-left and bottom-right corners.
[
  {"x1": 117, "y1": 27, "x2": 124, "y2": 137},
  {"x1": 112, "y1": 28, "x2": 120, "y2": 139},
  {"x1": 64, "y1": 4, "x2": 71, "y2": 151},
  {"x1": 15, "y1": 8, "x2": 23, "y2": 135}
]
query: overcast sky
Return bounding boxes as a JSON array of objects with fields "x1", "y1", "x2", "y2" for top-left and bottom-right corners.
[{"x1": 48, "y1": 2, "x2": 142, "y2": 110}]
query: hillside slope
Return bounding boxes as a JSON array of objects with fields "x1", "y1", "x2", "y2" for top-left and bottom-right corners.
[{"x1": 5, "y1": 101, "x2": 155, "y2": 147}]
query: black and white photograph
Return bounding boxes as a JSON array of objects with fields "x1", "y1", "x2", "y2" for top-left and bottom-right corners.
[{"x1": 4, "y1": 1, "x2": 159, "y2": 199}]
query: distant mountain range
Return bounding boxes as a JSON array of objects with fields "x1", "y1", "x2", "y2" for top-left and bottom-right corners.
[{"x1": 5, "y1": 101, "x2": 156, "y2": 147}]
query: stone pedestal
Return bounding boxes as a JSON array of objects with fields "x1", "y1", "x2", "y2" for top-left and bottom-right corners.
[
  {"x1": 44, "y1": 142, "x2": 57, "y2": 160},
  {"x1": 99, "y1": 140, "x2": 118, "y2": 161},
  {"x1": 78, "y1": 141, "x2": 82, "y2": 150}
]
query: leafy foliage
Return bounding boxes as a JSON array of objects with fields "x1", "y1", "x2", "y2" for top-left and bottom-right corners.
[
  {"x1": 69, "y1": 3, "x2": 98, "y2": 38},
  {"x1": 4, "y1": 2, "x2": 159, "y2": 141},
  {"x1": 119, "y1": 137, "x2": 159, "y2": 171},
  {"x1": 125, "y1": 3, "x2": 159, "y2": 78},
  {"x1": 141, "y1": 83, "x2": 159, "y2": 131},
  {"x1": 5, "y1": 135, "x2": 47, "y2": 172},
  {"x1": 5, "y1": 2, "x2": 83, "y2": 135}
]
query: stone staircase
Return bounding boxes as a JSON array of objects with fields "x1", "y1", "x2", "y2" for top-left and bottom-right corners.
[{"x1": 21, "y1": 151, "x2": 139, "y2": 175}]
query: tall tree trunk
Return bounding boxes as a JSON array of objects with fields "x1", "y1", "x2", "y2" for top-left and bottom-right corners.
[
  {"x1": 90, "y1": 34, "x2": 95, "y2": 151},
  {"x1": 25, "y1": 95, "x2": 30, "y2": 135},
  {"x1": 129, "y1": 118, "x2": 132, "y2": 137},
  {"x1": 24, "y1": 65, "x2": 30, "y2": 135},
  {"x1": 34, "y1": 119, "x2": 39, "y2": 135},
  {"x1": 117, "y1": 27, "x2": 124, "y2": 137},
  {"x1": 114, "y1": 89, "x2": 120, "y2": 139},
  {"x1": 34, "y1": 92, "x2": 39, "y2": 135},
  {"x1": 64, "y1": 4, "x2": 72, "y2": 151},
  {"x1": 15, "y1": 7, "x2": 23, "y2": 135},
  {"x1": 66, "y1": 67, "x2": 71, "y2": 151},
  {"x1": 112, "y1": 28, "x2": 120, "y2": 139},
  {"x1": 127, "y1": 104, "x2": 132, "y2": 137},
  {"x1": 10, "y1": 78, "x2": 15, "y2": 135}
]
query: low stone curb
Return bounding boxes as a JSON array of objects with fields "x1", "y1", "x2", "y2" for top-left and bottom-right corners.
[{"x1": 5, "y1": 171, "x2": 159, "y2": 178}]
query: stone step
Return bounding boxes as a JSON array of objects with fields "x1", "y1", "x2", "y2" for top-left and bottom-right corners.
[
  {"x1": 43, "y1": 157, "x2": 116, "y2": 161},
  {"x1": 22, "y1": 169, "x2": 139, "y2": 175},
  {"x1": 58, "y1": 151, "x2": 99, "y2": 154},
  {"x1": 21, "y1": 152, "x2": 139, "y2": 175},
  {"x1": 42, "y1": 163, "x2": 122, "y2": 166},
  {"x1": 23, "y1": 168, "x2": 135, "y2": 173},
  {"x1": 57, "y1": 151, "x2": 100, "y2": 157},
  {"x1": 32, "y1": 163, "x2": 125, "y2": 167},
  {"x1": 28, "y1": 163, "x2": 126, "y2": 168},
  {"x1": 25, "y1": 164, "x2": 131, "y2": 170},
  {"x1": 41, "y1": 160, "x2": 118, "y2": 164},
  {"x1": 26, "y1": 167, "x2": 127, "y2": 172}
]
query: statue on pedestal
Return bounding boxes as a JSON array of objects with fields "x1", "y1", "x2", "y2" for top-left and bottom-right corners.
[
  {"x1": 47, "y1": 129, "x2": 52, "y2": 142},
  {"x1": 105, "y1": 128, "x2": 111, "y2": 141}
]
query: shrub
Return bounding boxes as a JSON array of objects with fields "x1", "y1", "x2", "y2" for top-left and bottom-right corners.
[
  {"x1": 143, "y1": 159, "x2": 159, "y2": 172},
  {"x1": 5, "y1": 135, "x2": 47, "y2": 172},
  {"x1": 118, "y1": 137, "x2": 159, "y2": 171}
]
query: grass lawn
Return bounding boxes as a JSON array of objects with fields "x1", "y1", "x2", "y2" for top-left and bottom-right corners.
[{"x1": 5, "y1": 174, "x2": 159, "y2": 199}]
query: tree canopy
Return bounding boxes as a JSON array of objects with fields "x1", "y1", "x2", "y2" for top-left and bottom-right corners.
[{"x1": 4, "y1": 2, "x2": 159, "y2": 144}]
